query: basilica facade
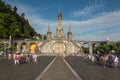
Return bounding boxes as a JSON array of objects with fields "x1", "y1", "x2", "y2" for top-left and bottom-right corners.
[
  {"x1": 39, "y1": 8, "x2": 81, "y2": 55},
  {"x1": 1, "y1": 9, "x2": 113, "y2": 56},
  {"x1": 12, "y1": 8, "x2": 96, "y2": 55}
]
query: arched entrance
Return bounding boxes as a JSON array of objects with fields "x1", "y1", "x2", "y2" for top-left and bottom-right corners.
[
  {"x1": 30, "y1": 43, "x2": 36, "y2": 54},
  {"x1": 13, "y1": 43, "x2": 18, "y2": 52},
  {"x1": 82, "y1": 42, "x2": 93, "y2": 54},
  {"x1": 53, "y1": 42, "x2": 66, "y2": 54},
  {"x1": 21, "y1": 42, "x2": 28, "y2": 53},
  {"x1": 82, "y1": 43, "x2": 89, "y2": 54}
]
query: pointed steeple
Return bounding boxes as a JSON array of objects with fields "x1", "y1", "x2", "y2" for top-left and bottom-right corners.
[
  {"x1": 47, "y1": 23, "x2": 51, "y2": 33},
  {"x1": 47, "y1": 23, "x2": 52, "y2": 40},
  {"x1": 67, "y1": 23, "x2": 72, "y2": 41},
  {"x1": 107, "y1": 36, "x2": 109, "y2": 41},
  {"x1": 68, "y1": 23, "x2": 72, "y2": 33},
  {"x1": 54, "y1": 8, "x2": 65, "y2": 40},
  {"x1": 58, "y1": 8, "x2": 62, "y2": 20}
]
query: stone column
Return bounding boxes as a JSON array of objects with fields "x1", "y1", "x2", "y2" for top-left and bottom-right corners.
[
  {"x1": 27, "y1": 43, "x2": 30, "y2": 53},
  {"x1": 17, "y1": 42, "x2": 21, "y2": 53},
  {"x1": 80, "y1": 47, "x2": 84, "y2": 56},
  {"x1": 89, "y1": 43, "x2": 93, "y2": 55}
]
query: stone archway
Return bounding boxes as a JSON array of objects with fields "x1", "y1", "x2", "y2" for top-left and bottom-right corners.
[
  {"x1": 81, "y1": 42, "x2": 90, "y2": 54},
  {"x1": 30, "y1": 43, "x2": 36, "y2": 54},
  {"x1": 53, "y1": 42, "x2": 66, "y2": 54},
  {"x1": 13, "y1": 43, "x2": 18, "y2": 52},
  {"x1": 21, "y1": 42, "x2": 28, "y2": 53},
  {"x1": 82, "y1": 42, "x2": 93, "y2": 54}
]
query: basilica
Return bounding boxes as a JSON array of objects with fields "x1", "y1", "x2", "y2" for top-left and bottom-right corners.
[
  {"x1": 12, "y1": 8, "x2": 96, "y2": 56},
  {"x1": 39, "y1": 8, "x2": 81, "y2": 55},
  {"x1": 0, "y1": 8, "x2": 113, "y2": 56}
]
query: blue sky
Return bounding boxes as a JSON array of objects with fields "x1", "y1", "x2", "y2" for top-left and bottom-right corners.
[{"x1": 2, "y1": 0, "x2": 120, "y2": 41}]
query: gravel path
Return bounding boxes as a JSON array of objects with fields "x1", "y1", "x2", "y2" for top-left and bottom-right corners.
[
  {"x1": 0, "y1": 56, "x2": 55, "y2": 80},
  {"x1": 65, "y1": 56, "x2": 120, "y2": 80}
]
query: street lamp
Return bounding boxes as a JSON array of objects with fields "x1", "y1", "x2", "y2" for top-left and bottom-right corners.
[
  {"x1": 4, "y1": 42, "x2": 6, "y2": 57},
  {"x1": 42, "y1": 35, "x2": 44, "y2": 42}
]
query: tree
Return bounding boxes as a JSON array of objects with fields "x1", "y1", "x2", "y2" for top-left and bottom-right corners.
[
  {"x1": 0, "y1": 0, "x2": 39, "y2": 40},
  {"x1": 82, "y1": 47, "x2": 89, "y2": 54},
  {"x1": 94, "y1": 41, "x2": 120, "y2": 55},
  {"x1": 13, "y1": 6, "x2": 17, "y2": 14}
]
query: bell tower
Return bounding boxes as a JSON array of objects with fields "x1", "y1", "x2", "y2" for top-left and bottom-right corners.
[
  {"x1": 54, "y1": 8, "x2": 65, "y2": 40},
  {"x1": 67, "y1": 23, "x2": 72, "y2": 41},
  {"x1": 47, "y1": 24, "x2": 52, "y2": 40}
]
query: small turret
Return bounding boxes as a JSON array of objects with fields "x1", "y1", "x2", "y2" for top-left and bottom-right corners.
[
  {"x1": 67, "y1": 23, "x2": 72, "y2": 41},
  {"x1": 106, "y1": 36, "x2": 110, "y2": 44},
  {"x1": 47, "y1": 24, "x2": 52, "y2": 40}
]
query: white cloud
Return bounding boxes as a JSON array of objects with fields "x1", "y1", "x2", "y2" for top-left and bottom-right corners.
[
  {"x1": 29, "y1": 11, "x2": 120, "y2": 41},
  {"x1": 65, "y1": 11, "x2": 120, "y2": 41},
  {"x1": 71, "y1": 2, "x2": 104, "y2": 18},
  {"x1": 71, "y1": 6, "x2": 94, "y2": 17},
  {"x1": 8, "y1": 1, "x2": 120, "y2": 41}
]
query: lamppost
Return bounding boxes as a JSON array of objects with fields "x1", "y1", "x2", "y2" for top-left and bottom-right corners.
[
  {"x1": 42, "y1": 35, "x2": 44, "y2": 42},
  {"x1": 4, "y1": 42, "x2": 6, "y2": 57}
]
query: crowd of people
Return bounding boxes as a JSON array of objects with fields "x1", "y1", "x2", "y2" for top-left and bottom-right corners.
[
  {"x1": 8, "y1": 52, "x2": 38, "y2": 65},
  {"x1": 7, "y1": 50, "x2": 120, "y2": 68},
  {"x1": 85, "y1": 52, "x2": 119, "y2": 68}
]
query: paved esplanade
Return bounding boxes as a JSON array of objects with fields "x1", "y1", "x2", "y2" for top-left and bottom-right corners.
[{"x1": 37, "y1": 56, "x2": 79, "y2": 80}]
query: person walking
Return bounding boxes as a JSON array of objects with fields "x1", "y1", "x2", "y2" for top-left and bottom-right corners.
[
  {"x1": 114, "y1": 55, "x2": 119, "y2": 68},
  {"x1": 91, "y1": 55, "x2": 95, "y2": 63},
  {"x1": 108, "y1": 55, "x2": 114, "y2": 68},
  {"x1": 14, "y1": 54, "x2": 20, "y2": 65},
  {"x1": 32, "y1": 54, "x2": 38, "y2": 63},
  {"x1": 26, "y1": 54, "x2": 30, "y2": 63},
  {"x1": 8, "y1": 53, "x2": 12, "y2": 60}
]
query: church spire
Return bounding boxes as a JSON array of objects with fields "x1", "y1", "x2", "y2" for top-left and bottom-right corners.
[
  {"x1": 47, "y1": 23, "x2": 51, "y2": 33},
  {"x1": 68, "y1": 23, "x2": 72, "y2": 33},
  {"x1": 54, "y1": 8, "x2": 65, "y2": 40},
  {"x1": 67, "y1": 23, "x2": 72, "y2": 41},
  {"x1": 58, "y1": 8, "x2": 62, "y2": 20},
  {"x1": 47, "y1": 23, "x2": 52, "y2": 40}
]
